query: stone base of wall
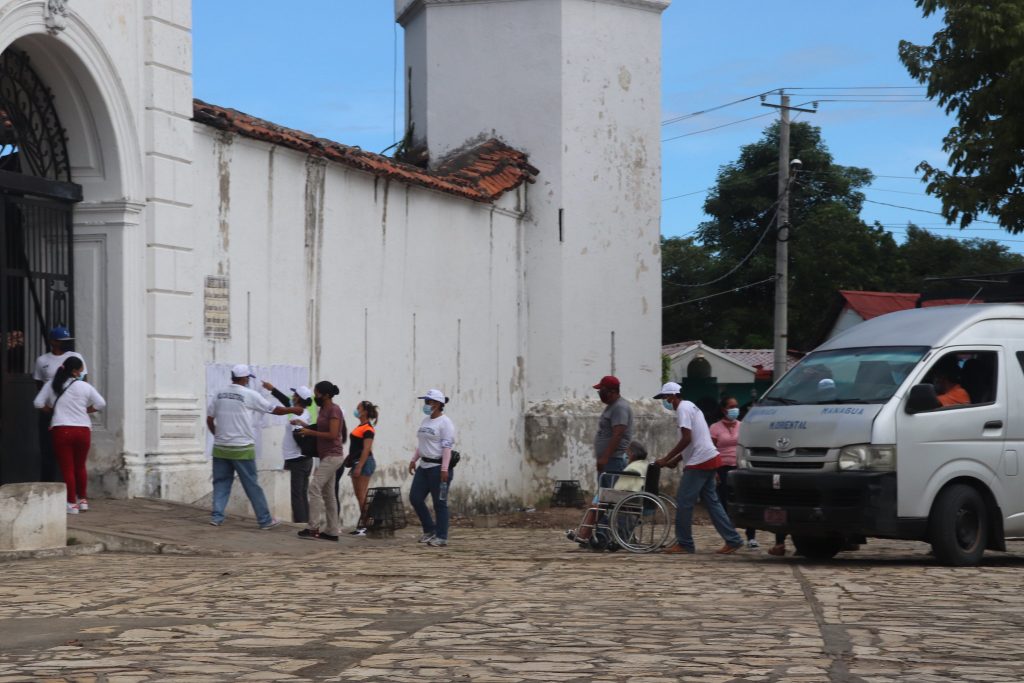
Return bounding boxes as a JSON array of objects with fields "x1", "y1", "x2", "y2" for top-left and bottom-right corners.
[
  {"x1": 0, "y1": 483, "x2": 67, "y2": 551},
  {"x1": 524, "y1": 399, "x2": 680, "y2": 504}
]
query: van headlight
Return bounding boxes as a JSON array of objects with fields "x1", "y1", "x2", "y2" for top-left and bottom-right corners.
[
  {"x1": 838, "y1": 444, "x2": 897, "y2": 472},
  {"x1": 736, "y1": 446, "x2": 749, "y2": 469}
]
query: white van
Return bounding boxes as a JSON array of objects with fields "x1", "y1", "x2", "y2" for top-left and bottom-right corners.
[{"x1": 729, "y1": 303, "x2": 1024, "y2": 566}]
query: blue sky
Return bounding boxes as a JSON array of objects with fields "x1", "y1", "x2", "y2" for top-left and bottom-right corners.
[{"x1": 193, "y1": 1, "x2": 1020, "y2": 253}]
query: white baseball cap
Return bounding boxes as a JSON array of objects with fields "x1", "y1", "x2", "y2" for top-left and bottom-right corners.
[
  {"x1": 231, "y1": 364, "x2": 255, "y2": 379},
  {"x1": 291, "y1": 385, "x2": 313, "y2": 401},
  {"x1": 418, "y1": 388, "x2": 446, "y2": 403},
  {"x1": 653, "y1": 381, "x2": 682, "y2": 399}
]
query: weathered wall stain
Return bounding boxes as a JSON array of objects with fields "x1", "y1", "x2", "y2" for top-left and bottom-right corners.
[{"x1": 304, "y1": 157, "x2": 327, "y2": 377}]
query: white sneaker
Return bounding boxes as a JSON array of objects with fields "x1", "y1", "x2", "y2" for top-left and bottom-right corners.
[
  {"x1": 747, "y1": 539, "x2": 760, "y2": 549},
  {"x1": 77, "y1": 500, "x2": 89, "y2": 512},
  {"x1": 66, "y1": 503, "x2": 79, "y2": 515},
  {"x1": 417, "y1": 533, "x2": 435, "y2": 543},
  {"x1": 427, "y1": 537, "x2": 448, "y2": 547},
  {"x1": 351, "y1": 528, "x2": 367, "y2": 537}
]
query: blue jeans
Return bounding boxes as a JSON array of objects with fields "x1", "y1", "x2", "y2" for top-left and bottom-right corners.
[
  {"x1": 674, "y1": 467, "x2": 742, "y2": 551},
  {"x1": 410, "y1": 466, "x2": 451, "y2": 540},
  {"x1": 212, "y1": 457, "x2": 273, "y2": 526}
]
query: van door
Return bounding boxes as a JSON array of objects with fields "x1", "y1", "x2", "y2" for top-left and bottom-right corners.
[
  {"x1": 896, "y1": 347, "x2": 1006, "y2": 520},
  {"x1": 1002, "y1": 351, "x2": 1024, "y2": 535}
]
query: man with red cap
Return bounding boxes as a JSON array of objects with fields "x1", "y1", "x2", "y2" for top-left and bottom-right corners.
[{"x1": 592, "y1": 375, "x2": 633, "y2": 476}]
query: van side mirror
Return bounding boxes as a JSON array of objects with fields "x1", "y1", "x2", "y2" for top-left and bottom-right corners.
[{"x1": 906, "y1": 383, "x2": 941, "y2": 414}]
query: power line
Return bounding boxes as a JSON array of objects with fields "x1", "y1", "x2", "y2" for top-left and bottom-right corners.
[
  {"x1": 662, "y1": 187, "x2": 711, "y2": 202},
  {"x1": 662, "y1": 91, "x2": 774, "y2": 126},
  {"x1": 662, "y1": 112, "x2": 776, "y2": 143},
  {"x1": 862, "y1": 198, "x2": 1002, "y2": 225},
  {"x1": 783, "y1": 86, "x2": 926, "y2": 90},
  {"x1": 663, "y1": 277, "x2": 777, "y2": 310}
]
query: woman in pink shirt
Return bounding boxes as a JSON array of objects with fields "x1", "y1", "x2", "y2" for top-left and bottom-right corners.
[{"x1": 711, "y1": 396, "x2": 758, "y2": 549}]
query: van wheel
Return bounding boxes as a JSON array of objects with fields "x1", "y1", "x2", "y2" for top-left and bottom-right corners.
[
  {"x1": 791, "y1": 536, "x2": 843, "y2": 560},
  {"x1": 930, "y1": 484, "x2": 987, "y2": 566}
]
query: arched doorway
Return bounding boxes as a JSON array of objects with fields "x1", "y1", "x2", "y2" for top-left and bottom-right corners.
[{"x1": 0, "y1": 47, "x2": 82, "y2": 484}]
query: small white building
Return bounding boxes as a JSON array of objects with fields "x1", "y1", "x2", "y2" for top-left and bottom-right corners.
[
  {"x1": 663, "y1": 341, "x2": 802, "y2": 383},
  {"x1": 0, "y1": 0, "x2": 674, "y2": 516}
]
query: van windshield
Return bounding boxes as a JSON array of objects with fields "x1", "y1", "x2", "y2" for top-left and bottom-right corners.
[{"x1": 761, "y1": 346, "x2": 929, "y2": 406}]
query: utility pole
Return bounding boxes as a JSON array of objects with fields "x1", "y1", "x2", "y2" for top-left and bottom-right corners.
[{"x1": 762, "y1": 91, "x2": 815, "y2": 383}]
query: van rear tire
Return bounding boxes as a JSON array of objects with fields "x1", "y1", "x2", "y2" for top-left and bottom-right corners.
[
  {"x1": 929, "y1": 484, "x2": 988, "y2": 567},
  {"x1": 791, "y1": 536, "x2": 843, "y2": 560}
]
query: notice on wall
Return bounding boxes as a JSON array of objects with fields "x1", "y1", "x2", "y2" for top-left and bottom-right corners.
[{"x1": 204, "y1": 275, "x2": 230, "y2": 340}]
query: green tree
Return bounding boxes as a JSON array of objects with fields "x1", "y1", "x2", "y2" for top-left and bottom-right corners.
[
  {"x1": 663, "y1": 122, "x2": 902, "y2": 349},
  {"x1": 899, "y1": 0, "x2": 1024, "y2": 233},
  {"x1": 892, "y1": 224, "x2": 1024, "y2": 289}
]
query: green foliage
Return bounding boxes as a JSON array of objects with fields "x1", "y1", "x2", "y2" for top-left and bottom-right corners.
[
  {"x1": 899, "y1": 0, "x2": 1024, "y2": 233},
  {"x1": 663, "y1": 122, "x2": 1024, "y2": 350}
]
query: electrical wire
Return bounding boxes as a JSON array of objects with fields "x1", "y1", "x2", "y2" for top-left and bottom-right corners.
[
  {"x1": 662, "y1": 277, "x2": 777, "y2": 310},
  {"x1": 862, "y1": 198, "x2": 1002, "y2": 225},
  {"x1": 662, "y1": 91, "x2": 775, "y2": 126},
  {"x1": 662, "y1": 112, "x2": 777, "y2": 143},
  {"x1": 662, "y1": 187, "x2": 711, "y2": 202}
]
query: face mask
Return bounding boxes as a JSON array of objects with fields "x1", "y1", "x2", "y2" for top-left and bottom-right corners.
[
  {"x1": 662, "y1": 399, "x2": 674, "y2": 411},
  {"x1": 422, "y1": 404, "x2": 434, "y2": 416},
  {"x1": 314, "y1": 397, "x2": 324, "y2": 407},
  {"x1": 726, "y1": 408, "x2": 740, "y2": 420},
  {"x1": 353, "y1": 409, "x2": 361, "y2": 420}
]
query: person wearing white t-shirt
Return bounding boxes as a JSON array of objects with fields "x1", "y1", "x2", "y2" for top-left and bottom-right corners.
[
  {"x1": 263, "y1": 381, "x2": 315, "y2": 524},
  {"x1": 33, "y1": 355, "x2": 105, "y2": 514},
  {"x1": 653, "y1": 382, "x2": 743, "y2": 555},
  {"x1": 408, "y1": 389, "x2": 456, "y2": 547},
  {"x1": 32, "y1": 326, "x2": 87, "y2": 482},
  {"x1": 206, "y1": 364, "x2": 302, "y2": 528}
]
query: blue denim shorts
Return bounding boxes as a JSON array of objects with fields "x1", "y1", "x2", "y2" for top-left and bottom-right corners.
[{"x1": 353, "y1": 456, "x2": 376, "y2": 477}]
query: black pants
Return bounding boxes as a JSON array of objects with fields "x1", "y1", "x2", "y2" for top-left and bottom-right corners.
[
  {"x1": 37, "y1": 412, "x2": 60, "y2": 482},
  {"x1": 284, "y1": 457, "x2": 313, "y2": 523},
  {"x1": 716, "y1": 466, "x2": 756, "y2": 542}
]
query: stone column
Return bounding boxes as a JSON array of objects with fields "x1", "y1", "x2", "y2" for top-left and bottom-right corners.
[{"x1": 140, "y1": 0, "x2": 206, "y2": 501}]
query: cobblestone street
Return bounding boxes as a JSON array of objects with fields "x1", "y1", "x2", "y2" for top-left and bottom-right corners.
[{"x1": 2, "y1": 504, "x2": 1024, "y2": 683}]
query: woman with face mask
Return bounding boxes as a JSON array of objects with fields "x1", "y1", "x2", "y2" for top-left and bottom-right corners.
[
  {"x1": 408, "y1": 389, "x2": 456, "y2": 547},
  {"x1": 710, "y1": 396, "x2": 758, "y2": 549},
  {"x1": 296, "y1": 381, "x2": 346, "y2": 541},
  {"x1": 347, "y1": 400, "x2": 379, "y2": 536},
  {"x1": 33, "y1": 356, "x2": 106, "y2": 514}
]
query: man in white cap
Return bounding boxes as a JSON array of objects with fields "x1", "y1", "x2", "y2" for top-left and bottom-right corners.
[
  {"x1": 653, "y1": 381, "x2": 744, "y2": 555},
  {"x1": 262, "y1": 380, "x2": 316, "y2": 523},
  {"x1": 206, "y1": 364, "x2": 302, "y2": 528}
]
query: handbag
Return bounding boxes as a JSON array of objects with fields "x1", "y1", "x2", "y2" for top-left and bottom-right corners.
[{"x1": 291, "y1": 428, "x2": 318, "y2": 458}]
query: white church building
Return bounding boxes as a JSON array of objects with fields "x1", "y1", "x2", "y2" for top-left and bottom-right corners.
[{"x1": 0, "y1": 0, "x2": 671, "y2": 517}]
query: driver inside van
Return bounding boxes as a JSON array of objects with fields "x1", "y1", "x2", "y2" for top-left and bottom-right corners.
[{"x1": 933, "y1": 359, "x2": 971, "y2": 407}]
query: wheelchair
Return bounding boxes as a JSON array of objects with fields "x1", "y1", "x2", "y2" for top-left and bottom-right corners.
[{"x1": 568, "y1": 464, "x2": 676, "y2": 553}]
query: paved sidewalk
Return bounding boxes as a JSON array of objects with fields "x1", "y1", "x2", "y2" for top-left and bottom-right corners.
[
  {"x1": 66, "y1": 498, "x2": 387, "y2": 555},
  {"x1": 2, "y1": 499, "x2": 1024, "y2": 682}
]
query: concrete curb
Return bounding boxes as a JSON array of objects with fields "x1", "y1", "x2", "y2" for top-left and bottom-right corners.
[
  {"x1": 68, "y1": 526, "x2": 224, "y2": 556},
  {"x1": 0, "y1": 542, "x2": 105, "y2": 563}
]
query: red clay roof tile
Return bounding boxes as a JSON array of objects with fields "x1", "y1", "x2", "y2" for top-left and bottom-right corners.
[{"x1": 193, "y1": 99, "x2": 538, "y2": 203}]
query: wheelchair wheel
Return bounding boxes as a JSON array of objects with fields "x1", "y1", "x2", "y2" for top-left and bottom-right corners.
[{"x1": 609, "y1": 492, "x2": 671, "y2": 553}]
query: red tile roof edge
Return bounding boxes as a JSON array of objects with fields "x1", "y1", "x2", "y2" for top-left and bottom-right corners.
[{"x1": 192, "y1": 99, "x2": 539, "y2": 204}]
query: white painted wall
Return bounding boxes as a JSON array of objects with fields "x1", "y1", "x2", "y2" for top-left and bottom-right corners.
[
  {"x1": 191, "y1": 128, "x2": 532, "y2": 517},
  {"x1": 828, "y1": 307, "x2": 864, "y2": 340},
  {"x1": 398, "y1": 0, "x2": 671, "y2": 487}
]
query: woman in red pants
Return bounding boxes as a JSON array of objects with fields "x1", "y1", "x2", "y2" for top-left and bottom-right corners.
[{"x1": 33, "y1": 356, "x2": 106, "y2": 514}]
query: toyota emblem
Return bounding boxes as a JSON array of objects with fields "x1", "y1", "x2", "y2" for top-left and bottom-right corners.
[{"x1": 776, "y1": 437, "x2": 791, "y2": 451}]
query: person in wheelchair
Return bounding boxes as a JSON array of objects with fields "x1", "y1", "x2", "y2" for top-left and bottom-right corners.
[{"x1": 566, "y1": 441, "x2": 648, "y2": 547}]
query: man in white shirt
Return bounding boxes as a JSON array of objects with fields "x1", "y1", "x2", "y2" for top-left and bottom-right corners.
[
  {"x1": 653, "y1": 382, "x2": 743, "y2": 555},
  {"x1": 32, "y1": 326, "x2": 87, "y2": 482},
  {"x1": 206, "y1": 364, "x2": 301, "y2": 528}
]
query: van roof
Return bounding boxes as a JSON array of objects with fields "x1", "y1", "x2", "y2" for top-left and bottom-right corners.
[{"x1": 817, "y1": 303, "x2": 1024, "y2": 351}]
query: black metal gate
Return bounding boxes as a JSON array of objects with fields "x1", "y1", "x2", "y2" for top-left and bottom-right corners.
[
  {"x1": 0, "y1": 191, "x2": 76, "y2": 483},
  {"x1": 0, "y1": 47, "x2": 81, "y2": 485}
]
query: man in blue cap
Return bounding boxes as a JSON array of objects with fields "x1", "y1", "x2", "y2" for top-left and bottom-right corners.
[{"x1": 33, "y1": 326, "x2": 87, "y2": 482}]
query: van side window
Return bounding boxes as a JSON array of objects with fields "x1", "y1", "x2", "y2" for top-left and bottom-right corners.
[{"x1": 922, "y1": 351, "x2": 997, "y2": 408}]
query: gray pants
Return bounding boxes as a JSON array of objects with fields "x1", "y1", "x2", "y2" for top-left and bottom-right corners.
[{"x1": 307, "y1": 456, "x2": 344, "y2": 535}]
